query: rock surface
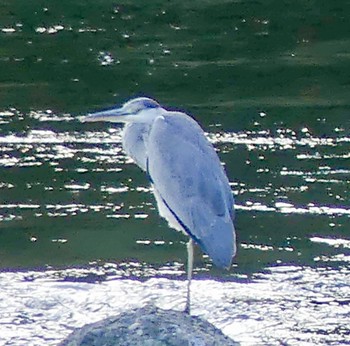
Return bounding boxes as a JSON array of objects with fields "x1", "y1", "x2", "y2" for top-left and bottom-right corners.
[{"x1": 58, "y1": 305, "x2": 239, "y2": 346}]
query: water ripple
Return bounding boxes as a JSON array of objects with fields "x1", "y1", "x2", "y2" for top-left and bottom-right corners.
[{"x1": 0, "y1": 264, "x2": 349, "y2": 345}]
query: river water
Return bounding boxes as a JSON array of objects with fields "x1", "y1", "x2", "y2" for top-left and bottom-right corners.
[{"x1": 0, "y1": 1, "x2": 349, "y2": 345}]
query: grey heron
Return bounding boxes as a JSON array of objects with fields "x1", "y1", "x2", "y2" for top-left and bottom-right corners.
[{"x1": 80, "y1": 97, "x2": 236, "y2": 314}]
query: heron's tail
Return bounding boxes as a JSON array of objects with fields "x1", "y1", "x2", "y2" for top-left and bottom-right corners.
[{"x1": 196, "y1": 216, "x2": 236, "y2": 269}]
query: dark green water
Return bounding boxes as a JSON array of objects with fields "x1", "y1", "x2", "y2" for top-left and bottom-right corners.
[
  {"x1": 1, "y1": 2, "x2": 350, "y2": 345},
  {"x1": 1, "y1": 1, "x2": 349, "y2": 273}
]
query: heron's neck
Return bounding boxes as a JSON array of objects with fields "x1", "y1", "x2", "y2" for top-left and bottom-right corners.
[{"x1": 122, "y1": 122, "x2": 151, "y2": 171}]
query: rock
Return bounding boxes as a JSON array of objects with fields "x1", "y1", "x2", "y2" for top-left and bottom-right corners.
[{"x1": 58, "y1": 305, "x2": 239, "y2": 346}]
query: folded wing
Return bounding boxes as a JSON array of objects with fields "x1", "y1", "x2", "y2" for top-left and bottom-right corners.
[{"x1": 146, "y1": 113, "x2": 236, "y2": 268}]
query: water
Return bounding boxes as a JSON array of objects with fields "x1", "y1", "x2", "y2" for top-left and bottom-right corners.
[
  {"x1": 1, "y1": 1, "x2": 349, "y2": 345},
  {"x1": 1, "y1": 265, "x2": 350, "y2": 345}
]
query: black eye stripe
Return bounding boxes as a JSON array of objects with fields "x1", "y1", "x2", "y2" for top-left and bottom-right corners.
[
  {"x1": 123, "y1": 98, "x2": 160, "y2": 113},
  {"x1": 141, "y1": 100, "x2": 159, "y2": 109}
]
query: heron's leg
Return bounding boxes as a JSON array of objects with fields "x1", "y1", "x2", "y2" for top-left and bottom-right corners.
[{"x1": 185, "y1": 238, "x2": 194, "y2": 314}]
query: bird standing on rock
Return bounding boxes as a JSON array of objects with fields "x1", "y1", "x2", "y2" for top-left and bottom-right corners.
[{"x1": 80, "y1": 97, "x2": 236, "y2": 314}]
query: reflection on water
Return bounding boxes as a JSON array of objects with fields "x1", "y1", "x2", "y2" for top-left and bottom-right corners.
[
  {"x1": 0, "y1": 264, "x2": 349, "y2": 346},
  {"x1": 1, "y1": 0, "x2": 350, "y2": 345},
  {"x1": 1, "y1": 109, "x2": 349, "y2": 345},
  {"x1": 0, "y1": 109, "x2": 349, "y2": 269},
  {"x1": 0, "y1": 107, "x2": 348, "y2": 343},
  {"x1": 1, "y1": 103, "x2": 349, "y2": 345}
]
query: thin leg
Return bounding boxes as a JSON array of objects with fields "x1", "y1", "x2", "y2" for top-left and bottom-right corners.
[{"x1": 184, "y1": 238, "x2": 193, "y2": 314}]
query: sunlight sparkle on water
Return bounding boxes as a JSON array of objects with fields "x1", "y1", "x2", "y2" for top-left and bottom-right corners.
[
  {"x1": 1, "y1": 265, "x2": 349, "y2": 345},
  {"x1": 310, "y1": 237, "x2": 350, "y2": 248}
]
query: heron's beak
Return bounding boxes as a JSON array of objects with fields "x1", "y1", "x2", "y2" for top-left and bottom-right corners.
[{"x1": 79, "y1": 107, "x2": 127, "y2": 123}]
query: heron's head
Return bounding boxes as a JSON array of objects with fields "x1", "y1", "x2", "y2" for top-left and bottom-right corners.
[{"x1": 80, "y1": 97, "x2": 162, "y2": 124}]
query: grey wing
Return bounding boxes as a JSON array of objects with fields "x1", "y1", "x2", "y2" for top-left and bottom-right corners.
[{"x1": 146, "y1": 114, "x2": 236, "y2": 268}]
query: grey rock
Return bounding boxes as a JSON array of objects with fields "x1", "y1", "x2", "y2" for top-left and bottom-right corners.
[{"x1": 58, "y1": 305, "x2": 239, "y2": 346}]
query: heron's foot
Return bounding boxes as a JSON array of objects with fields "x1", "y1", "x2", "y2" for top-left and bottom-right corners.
[{"x1": 184, "y1": 302, "x2": 191, "y2": 315}]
